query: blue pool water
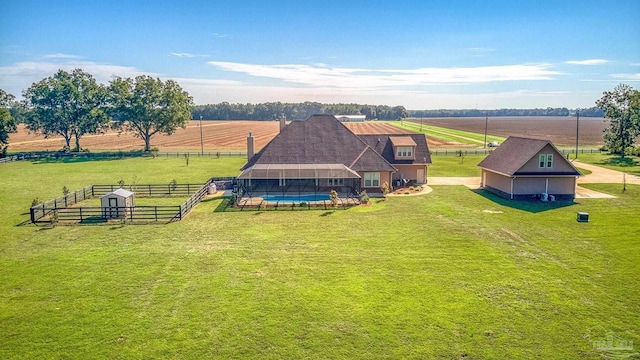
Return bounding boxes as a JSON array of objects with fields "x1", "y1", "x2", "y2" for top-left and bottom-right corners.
[{"x1": 262, "y1": 194, "x2": 331, "y2": 203}]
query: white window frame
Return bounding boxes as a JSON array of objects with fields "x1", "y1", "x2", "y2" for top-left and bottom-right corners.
[
  {"x1": 396, "y1": 146, "x2": 413, "y2": 158},
  {"x1": 328, "y1": 178, "x2": 344, "y2": 186},
  {"x1": 539, "y1": 154, "x2": 553, "y2": 168},
  {"x1": 364, "y1": 172, "x2": 380, "y2": 187}
]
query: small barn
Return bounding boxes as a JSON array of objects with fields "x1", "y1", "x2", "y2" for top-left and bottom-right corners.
[
  {"x1": 478, "y1": 136, "x2": 581, "y2": 200},
  {"x1": 101, "y1": 188, "x2": 135, "y2": 219}
]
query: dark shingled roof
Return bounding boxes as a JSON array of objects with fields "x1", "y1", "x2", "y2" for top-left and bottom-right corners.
[
  {"x1": 358, "y1": 134, "x2": 432, "y2": 165},
  {"x1": 477, "y1": 136, "x2": 580, "y2": 176},
  {"x1": 241, "y1": 115, "x2": 395, "y2": 172}
]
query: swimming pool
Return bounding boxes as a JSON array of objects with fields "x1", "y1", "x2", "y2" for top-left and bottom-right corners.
[{"x1": 262, "y1": 194, "x2": 331, "y2": 203}]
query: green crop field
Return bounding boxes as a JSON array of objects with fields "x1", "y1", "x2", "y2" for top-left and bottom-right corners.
[
  {"x1": 386, "y1": 121, "x2": 505, "y2": 146},
  {"x1": 1, "y1": 156, "x2": 639, "y2": 359}
]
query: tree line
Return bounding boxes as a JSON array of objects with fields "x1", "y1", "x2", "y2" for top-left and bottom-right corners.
[
  {"x1": 408, "y1": 107, "x2": 604, "y2": 118},
  {"x1": 191, "y1": 102, "x2": 408, "y2": 121}
]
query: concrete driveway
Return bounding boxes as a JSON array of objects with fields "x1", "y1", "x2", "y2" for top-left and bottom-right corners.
[{"x1": 574, "y1": 160, "x2": 640, "y2": 184}]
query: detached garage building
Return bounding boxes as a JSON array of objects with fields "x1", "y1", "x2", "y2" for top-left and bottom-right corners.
[{"x1": 478, "y1": 136, "x2": 581, "y2": 200}]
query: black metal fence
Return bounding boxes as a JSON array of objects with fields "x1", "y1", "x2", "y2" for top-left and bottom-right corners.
[
  {"x1": 48, "y1": 206, "x2": 182, "y2": 223},
  {"x1": 429, "y1": 148, "x2": 605, "y2": 156},
  {"x1": 29, "y1": 180, "x2": 222, "y2": 224},
  {"x1": 92, "y1": 183, "x2": 206, "y2": 197},
  {"x1": 1, "y1": 150, "x2": 247, "y2": 164}
]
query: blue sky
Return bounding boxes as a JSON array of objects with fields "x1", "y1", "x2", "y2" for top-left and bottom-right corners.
[{"x1": 1, "y1": 0, "x2": 639, "y2": 109}]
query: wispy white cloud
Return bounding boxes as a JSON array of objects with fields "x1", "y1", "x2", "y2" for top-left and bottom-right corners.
[
  {"x1": 611, "y1": 73, "x2": 640, "y2": 81},
  {"x1": 565, "y1": 59, "x2": 609, "y2": 65},
  {"x1": 631, "y1": 63, "x2": 640, "y2": 66},
  {"x1": 43, "y1": 53, "x2": 82, "y2": 59},
  {"x1": 207, "y1": 61, "x2": 560, "y2": 89},
  {"x1": 213, "y1": 33, "x2": 231, "y2": 38},
  {"x1": 170, "y1": 52, "x2": 209, "y2": 58},
  {"x1": 0, "y1": 60, "x2": 160, "y2": 97},
  {"x1": 466, "y1": 47, "x2": 495, "y2": 52}
]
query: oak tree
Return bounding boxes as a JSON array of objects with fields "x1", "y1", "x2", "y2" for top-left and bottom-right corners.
[
  {"x1": 596, "y1": 84, "x2": 640, "y2": 158},
  {"x1": 0, "y1": 89, "x2": 17, "y2": 156},
  {"x1": 22, "y1": 69, "x2": 110, "y2": 151},
  {"x1": 110, "y1": 76, "x2": 193, "y2": 151}
]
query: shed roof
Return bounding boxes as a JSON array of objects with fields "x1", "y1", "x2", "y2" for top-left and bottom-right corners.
[
  {"x1": 477, "y1": 136, "x2": 580, "y2": 176},
  {"x1": 100, "y1": 188, "x2": 134, "y2": 198}
]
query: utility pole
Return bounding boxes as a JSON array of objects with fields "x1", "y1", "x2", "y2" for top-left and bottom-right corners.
[
  {"x1": 484, "y1": 113, "x2": 488, "y2": 149},
  {"x1": 199, "y1": 115, "x2": 204, "y2": 155},
  {"x1": 575, "y1": 110, "x2": 579, "y2": 159}
]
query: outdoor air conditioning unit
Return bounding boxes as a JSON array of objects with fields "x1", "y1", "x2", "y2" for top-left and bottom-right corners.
[{"x1": 577, "y1": 212, "x2": 589, "y2": 222}]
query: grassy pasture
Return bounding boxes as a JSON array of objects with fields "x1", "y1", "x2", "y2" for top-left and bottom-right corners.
[
  {"x1": 386, "y1": 121, "x2": 505, "y2": 146},
  {"x1": 1, "y1": 157, "x2": 639, "y2": 359}
]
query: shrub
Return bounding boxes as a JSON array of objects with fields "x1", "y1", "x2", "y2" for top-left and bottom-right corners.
[
  {"x1": 359, "y1": 190, "x2": 369, "y2": 204},
  {"x1": 118, "y1": 179, "x2": 125, "y2": 188},
  {"x1": 299, "y1": 202, "x2": 307, "y2": 207},
  {"x1": 329, "y1": 190, "x2": 339, "y2": 207},
  {"x1": 31, "y1": 198, "x2": 41, "y2": 207},
  {"x1": 62, "y1": 186, "x2": 70, "y2": 196},
  {"x1": 381, "y1": 182, "x2": 390, "y2": 198},
  {"x1": 404, "y1": 191, "x2": 410, "y2": 195}
]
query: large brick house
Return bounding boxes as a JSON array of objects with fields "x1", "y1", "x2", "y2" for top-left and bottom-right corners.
[{"x1": 238, "y1": 115, "x2": 431, "y2": 197}]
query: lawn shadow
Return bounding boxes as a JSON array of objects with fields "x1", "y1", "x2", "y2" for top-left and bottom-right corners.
[
  {"x1": 320, "y1": 211, "x2": 334, "y2": 217},
  {"x1": 213, "y1": 198, "x2": 232, "y2": 213},
  {"x1": 471, "y1": 188, "x2": 577, "y2": 213}
]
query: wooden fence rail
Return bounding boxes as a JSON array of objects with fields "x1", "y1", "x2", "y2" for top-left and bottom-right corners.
[{"x1": 40, "y1": 206, "x2": 182, "y2": 223}]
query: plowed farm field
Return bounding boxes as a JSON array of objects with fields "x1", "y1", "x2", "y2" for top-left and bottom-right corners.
[
  {"x1": 410, "y1": 116, "x2": 609, "y2": 147},
  {"x1": 8, "y1": 121, "x2": 421, "y2": 152}
]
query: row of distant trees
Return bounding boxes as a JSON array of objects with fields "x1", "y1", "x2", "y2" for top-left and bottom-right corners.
[
  {"x1": 0, "y1": 69, "x2": 193, "y2": 154},
  {"x1": 408, "y1": 107, "x2": 604, "y2": 118},
  {"x1": 192, "y1": 102, "x2": 408, "y2": 121},
  {"x1": 191, "y1": 103, "x2": 605, "y2": 120}
]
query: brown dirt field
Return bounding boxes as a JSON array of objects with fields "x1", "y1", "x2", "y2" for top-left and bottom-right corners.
[
  {"x1": 7, "y1": 121, "x2": 429, "y2": 152},
  {"x1": 10, "y1": 117, "x2": 601, "y2": 151},
  {"x1": 409, "y1": 116, "x2": 609, "y2": 146}
]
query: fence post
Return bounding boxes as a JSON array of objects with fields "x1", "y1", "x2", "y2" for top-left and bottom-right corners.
[
  {"x1": 155, "y1": 207, "x2": 158, "y2": 221},
  {"x1": 79, "y1": 207, "x2": 83, "y2": 222},
  {"x1": 30, "y1": 207, "x2": 35, "y2": 223}
]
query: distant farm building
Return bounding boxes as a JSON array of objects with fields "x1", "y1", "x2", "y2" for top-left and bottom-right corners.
[
  {"x1": 478, "y1": 136, "x2": 581, "y2": 200},
  {"x1": 334, "y1": 114, "x2": 366, "y2": 122},
  {"x1": 238, "y1": 115, "x2": 431, "y2": 198}
]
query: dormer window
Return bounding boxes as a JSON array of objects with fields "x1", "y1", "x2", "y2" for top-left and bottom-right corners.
[
  {"x1": 389, "y1": 136, "x2": 417, "y2": 160},
  {"x1": 396, "y1": 146, "x2": 413, "y2": 158}
]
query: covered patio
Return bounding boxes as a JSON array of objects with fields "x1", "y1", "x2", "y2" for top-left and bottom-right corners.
[{"x1": 237, "y1": 163, "x2": 362, "y2": 199}]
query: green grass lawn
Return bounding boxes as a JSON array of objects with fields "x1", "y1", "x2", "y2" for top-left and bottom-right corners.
[
  {"x1": 386, "y1": 121, "x2": 505, "y2": 146},
  {"x1": 1, "y1": 157, "x2": 639, "y2": 359},
  {"x1": 575, "y1": 153, "x2": 640, "y2": 176}
]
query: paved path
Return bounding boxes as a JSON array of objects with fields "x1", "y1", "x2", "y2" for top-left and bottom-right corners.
[{"x1": 574, "y1": 160, "x2": 640, "y2": 184}]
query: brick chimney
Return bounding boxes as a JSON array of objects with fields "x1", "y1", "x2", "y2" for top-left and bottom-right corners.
[
  {"x1": 279, "y1": 116, "x2": 286, "y2": 132},
  {"x1": 247, "y1": 132, "x2": 255, "y2": 160}
]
